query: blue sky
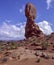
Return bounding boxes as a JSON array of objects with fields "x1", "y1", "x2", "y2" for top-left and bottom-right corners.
[{"x1": 0, "y1": 0, "x2": 54, "y2": 40}]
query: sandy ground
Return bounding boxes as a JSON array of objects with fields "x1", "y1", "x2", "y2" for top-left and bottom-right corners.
[
  {"x1": 0, "y1": 47, "x2": 54, "y2": 65},
  {"x1": 0, "y1": 58, "x2": 54, "y2": 65}
]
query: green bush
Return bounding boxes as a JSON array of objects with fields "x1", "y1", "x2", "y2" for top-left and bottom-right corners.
[
  {"x1": 0, "y1": 45, "x2": 4, "y2": 51},
  {"x1": 36, "y1": 57, "x2": 40, "y2": 63},
  {"x1": 10, "y1": 42, "x2": 17, "y2": 49},
  {"x1": 41, "y1": 41, "x2": 48, "y2": 50}
]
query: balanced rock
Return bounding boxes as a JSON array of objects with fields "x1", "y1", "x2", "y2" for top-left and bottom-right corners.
[{"x1": 25, "y1": 3, "x2": 44, "y2": 38}]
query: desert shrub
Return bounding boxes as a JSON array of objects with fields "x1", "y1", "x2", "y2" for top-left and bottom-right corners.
[
  {"x1": 0, "y1": 45, "x2": 4, "y2": 51},
  {"x1": 10, "y1": 42, "x2": 18, "y2": 49},
  {"x1": 0, "y1": 46, "x2": 2, "y2": 51},
  {"x1": 18, "y1": 55, "x2": 20, "y2": 59},
  {"x1": 6, "y1": 46, "x2": 11, "y2": 50},
  {"x1": 11, "y1": 46, "x2": 17, "y2": 49},
  {"x1": 36, "y1": 56, "x2": 40, "y2": 63},
  {"x1": 41, "y1": 41, "x2": 48, "y2": 50}
]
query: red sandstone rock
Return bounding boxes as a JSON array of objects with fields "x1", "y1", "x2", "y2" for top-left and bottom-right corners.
[{"x1": 25, "y1": 3, "x2": 44, "y2": 38}]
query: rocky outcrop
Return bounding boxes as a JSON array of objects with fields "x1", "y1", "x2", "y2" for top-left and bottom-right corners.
[{"x1": 25, "y1": 3, "x2": 44, "y2": 38}]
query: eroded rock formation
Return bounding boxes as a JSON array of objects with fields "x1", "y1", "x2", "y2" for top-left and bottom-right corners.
[{"x1": 25, "y1": 3, "x2": 44, "y2": 38}]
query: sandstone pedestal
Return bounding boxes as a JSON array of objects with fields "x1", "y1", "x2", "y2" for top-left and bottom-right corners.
[{"x1": 25, "y1": 3, "x2": 44, "y2": 39}]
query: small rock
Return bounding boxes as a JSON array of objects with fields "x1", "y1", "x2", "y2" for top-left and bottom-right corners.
[
  {"x1": 9, "y1": 57, "x2": 13, "y2": 60},
  {"x1": 4, "y1": 52, "x2": 11, "y2": 56},
  {"x1": 52, "y1": 56, "x2": 54, "y2": 59},
  {"x1": 41, "y1": 52, "x2": 49, "y2": 59},
  {"x1": 35, "y1": 51, "x2": 39, "y2": 56},
  {"x1": 3, "y1": 64, "x2": 7, "y2": 65},
  {"x1": 0, "y1": 57, "x2": 7, "y2": 63},
  {"x1": 18, "y1": 55, "x2": 20, "y2": 60}
]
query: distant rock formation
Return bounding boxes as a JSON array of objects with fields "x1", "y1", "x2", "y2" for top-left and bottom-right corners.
[{"x1": 25, "y1": 3, "x2": 44, "y2": 38}]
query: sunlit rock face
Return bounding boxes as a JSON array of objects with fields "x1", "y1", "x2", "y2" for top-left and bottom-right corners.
[{"x1": 25, "y1": 3, "x2": 44, "y2": 38}]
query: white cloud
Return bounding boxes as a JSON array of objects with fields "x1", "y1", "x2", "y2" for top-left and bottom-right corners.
[
  {"x1": 46, "y1": 0, "x2": 53, "y2": 10},
  {"x1": 19, "y1": 5, "x2": 25, "y2": 13},
  {"x1": 0, "y1": 22, "x2": 25, "y2": 40},
  {"x1": 37, "y1": 21, "x2": 53, "y2": 35},
  {"x1": 5, "y1": 19, "x2": 11, "y2": 23},
  {"x1": 0, "y1": 20, "x2": 53, "y2": 40}
]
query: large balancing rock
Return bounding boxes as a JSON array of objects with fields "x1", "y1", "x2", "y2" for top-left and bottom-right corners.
[{"x1": 25, "y1": 3, "x2": 44, "y2": 39}]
